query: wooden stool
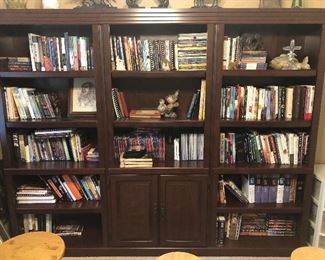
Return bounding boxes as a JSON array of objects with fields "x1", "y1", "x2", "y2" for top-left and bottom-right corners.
[
  {"x1": 0, "y1": 231, "x2": 65, "y2": 260},
  {"x1": 157, "y1": 251, "x2": 200, "y2": 260},
  {"x1": 291, "y1": 246, "x2": 325, "y2": 260}
]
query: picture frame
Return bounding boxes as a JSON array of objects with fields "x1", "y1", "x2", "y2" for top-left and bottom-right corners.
[{"x1": 69, "y1": 78, "x2": 97, "y2": 117}]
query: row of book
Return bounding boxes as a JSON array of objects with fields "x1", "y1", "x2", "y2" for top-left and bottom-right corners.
[
  {"x1": 110, "y1": 32, "x2": 207, "y2": 71},
  {"x1": 220, "y1": 85, "x2": 315, "y2": 121},
  {"x1": 28, "y1": 32, "x2": 93, "y2": 72},
  {"x1": 22, "y1": 214, "x2": 84, "y2": 236},
  {"x1": 17, "y1": 175, "x2": 100, "y2": 203},
  {"x1": 220, "y1": 131, "x2": 309, "y2": 165},
  {"x1": 186, "y1": 79, "x2": 206, "y2": 120},
  {"x1": 43, "y1": 174, "x2": 100, "y2": 202},
  {"x1": 223, "y1": 35, "x2": 268, "y2": 70},
  {"x1": 4, "y1": 87, "x2": 60, "y2": 121},
  {"x1": 219, "y1": 175, "x2": 303, "y2": 205},
  {"x1": 216, "y1": 214, "x2": 296, "y2": 245},
  {"x1": 174, "y1": 133, "x2": 204, "y2": 161},
  {"x1": 111, "y1": 88, "x2": 129, "y2": 119},
  {"x1": 13, "y1": 129, "x2": 98, "y2": 162},
  {"x1": 113, "y1": 129, "x2": 165, "y2": 160}
]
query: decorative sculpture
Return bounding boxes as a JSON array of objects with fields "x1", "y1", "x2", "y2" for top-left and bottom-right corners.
[
  {"x1": 126, "y1": 0, "x2": 143, "y2": 8},
  {"x1": 192, "y1": 0, "x2": 220, "y2": 8},
  {"x1": 270, "y1": 39, "x2": 311, "y2": 70},
  {"x1": 76, "y1": 0, "x2": 116, "y2": 8},
  {"x1": 292, "y1": 0, "x2": 303, "y2": 8},
  {"x1": 240, "y1": 33, "x2": 264, "y2": 51},
  {"x1": 259, "y1": 0, "x2": 281, "y2": 8},
  {"x1": 157, "y1": 90, "x2": 180, "y2": 119},
  {"x1": 156, "y1": 0, "x2": 169, "y2": 8}
]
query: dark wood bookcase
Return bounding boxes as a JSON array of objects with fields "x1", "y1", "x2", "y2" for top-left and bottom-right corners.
[{"x1": 0, "y1": 8, "x2": 324, "y2": 257}]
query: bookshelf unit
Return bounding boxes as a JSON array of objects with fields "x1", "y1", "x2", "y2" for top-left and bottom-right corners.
[{"x1": 0, "y1": 8, "x2": 324, "y2": 257}]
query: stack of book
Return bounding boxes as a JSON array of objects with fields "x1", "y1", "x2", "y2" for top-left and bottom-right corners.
[
  {"x1": 6, "y1": 57, "x2": 32, "y2": 71},
  {"x1": 120, "y1": 150, "x2": 153, "y2": 168},
  {"x1": 176, "y1": 32, "x2": 207, "y2": 71},
  {"x1": 54, "y1": 224, "x2": 84, "y2": 237},
  {"x1": 16, "y1": 185, "x2": 56, "y2": 204},
  {"x1": 129, "y1": 109, "x2": 161, "y2": 119},
  {"x1": 238, "y1": 50, "x2": 267, "y2": 70}
]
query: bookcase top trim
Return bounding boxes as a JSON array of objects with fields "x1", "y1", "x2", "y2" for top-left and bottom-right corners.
[{"x1": 0, "y1": 9, "x2": 325, "y2": 24}]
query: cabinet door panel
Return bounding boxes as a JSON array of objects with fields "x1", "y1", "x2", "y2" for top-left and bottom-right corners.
[
  {"x1": 110, "y1": 175, "x2": 158, "y2": 246},
  {"x1": 160, "y1": 175, "x2": 208, "y2": 246}
]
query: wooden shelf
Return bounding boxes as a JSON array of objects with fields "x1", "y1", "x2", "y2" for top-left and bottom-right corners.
[
  {"x1": 16, "y1": 201, "x2": 101, "y2": 214},
  {"x1": 212, "y1": 236, "x2": 300, "y2": 256},
  {"x1": 222, "y1": 69, "x2": 317, "y2": 77},
  {"x1": 216, "y1": 203, "x2": 303, "y2": 214},
  {"x1": 217, "y1": 164, "x2": 312, "y2": 175},
  {"x1": 220, "y1": 120, "x2": 311, "y2": 128},
  {"x1": 0, "y1": 71, "x2": 94, "y2": 78},
  {"x1": 114, "y1": 119, "x2": 204, "y2": 128},
  {"x1": 111, "y1": 70, "x2": 206, "y2": 78},
  {"x1": 110, "y1": 160, "x2": 208, "y2": 174},
  {"x1": 6, "y1": 118, "x2": 97, "y2": 129},
  {"x1": 63, "y1": 224, "x2": 103, "y2": 249},
  {"x1": 4, "y1": 162, "x2": 104, "y2": 175}
]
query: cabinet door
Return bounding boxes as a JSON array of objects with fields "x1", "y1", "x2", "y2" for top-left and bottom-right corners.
[
  {"x1": 160, "y1": 175, "x2": 208, "y2": 246},
  {"x1": 110, "y1": 175, "x2": 158, "y2": 246}
]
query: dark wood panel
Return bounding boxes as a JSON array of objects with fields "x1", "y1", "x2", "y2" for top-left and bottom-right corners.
[
  {"x1": 16, "y1": 200, "x2": 101, "y2": 214},
  {"x1": 222, "y1": 70, "x2": 317, "y2": 77},
  {"x1": 111, "y1": 71, "x2": 206, "y2": 78},
  {"x1": 216, "y1": 164, "x2": 313, "y2": 175},
  {"x1": 113, "y1": 119, "x2": 204, "y2": 128},
  {"x1": 216, "y1": 203, "x2": 303, "y2": 214},
  {"x1": 110, "y1": 175, "x2": 159, "y2": 246},
  {"x1": 4, "y1": 161, "x2": 104, "y2": 175},
  {"x1": 0, "y1": 9, "x2": 324, "y2": 24},
  {"x1": 0, "y1": 71, "x2": 94, "y2": 78},
  {"x1": 109, "y1": 160, "x2": 208, "y2": 174},
  {"x1": 220, "y1": 120, "x2": 311, "y2": 128},
  {"x1": 160, "y1": 175, "x2": 208, "y2": 246},
  {"x1": 6, "y1": 118, "x2": 97, "y2": 128}
]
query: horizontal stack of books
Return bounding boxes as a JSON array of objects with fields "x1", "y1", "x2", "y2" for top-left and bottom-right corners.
[
  {"x1": 129, "y1": 109, "x2": 161, "y2": 119},
  {"x1": 238, "y1": 50, "x2": 267, "y2": 70},
  {"x1": 120, "y1": 150, "x2": 153, "y2": 168},
  {"x1": 16, "y1": 185, "x2": 56, "y2": 204},
  {"x1": 54, "y1": 224, "x2": 84, "y2": 237},
  {"x1": 176, "y1": 32, "x2": 207, "y2": 71},
  {"x1": 0, "y1": 57, "x2": 32, "y2": 71}
]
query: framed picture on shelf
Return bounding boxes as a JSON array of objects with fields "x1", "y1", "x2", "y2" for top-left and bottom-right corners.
[{"x1": 69, "y1": 78, "x2": 96, "y2": 116}]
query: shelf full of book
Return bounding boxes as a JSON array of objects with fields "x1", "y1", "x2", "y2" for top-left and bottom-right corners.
[{"x1": 0, "y1": 9, "x2": 325, "y2": 256}]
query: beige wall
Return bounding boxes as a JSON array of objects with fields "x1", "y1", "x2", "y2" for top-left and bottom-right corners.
[{"x1": 0, "y1": 0, "x2": 325, "y2": 162}]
